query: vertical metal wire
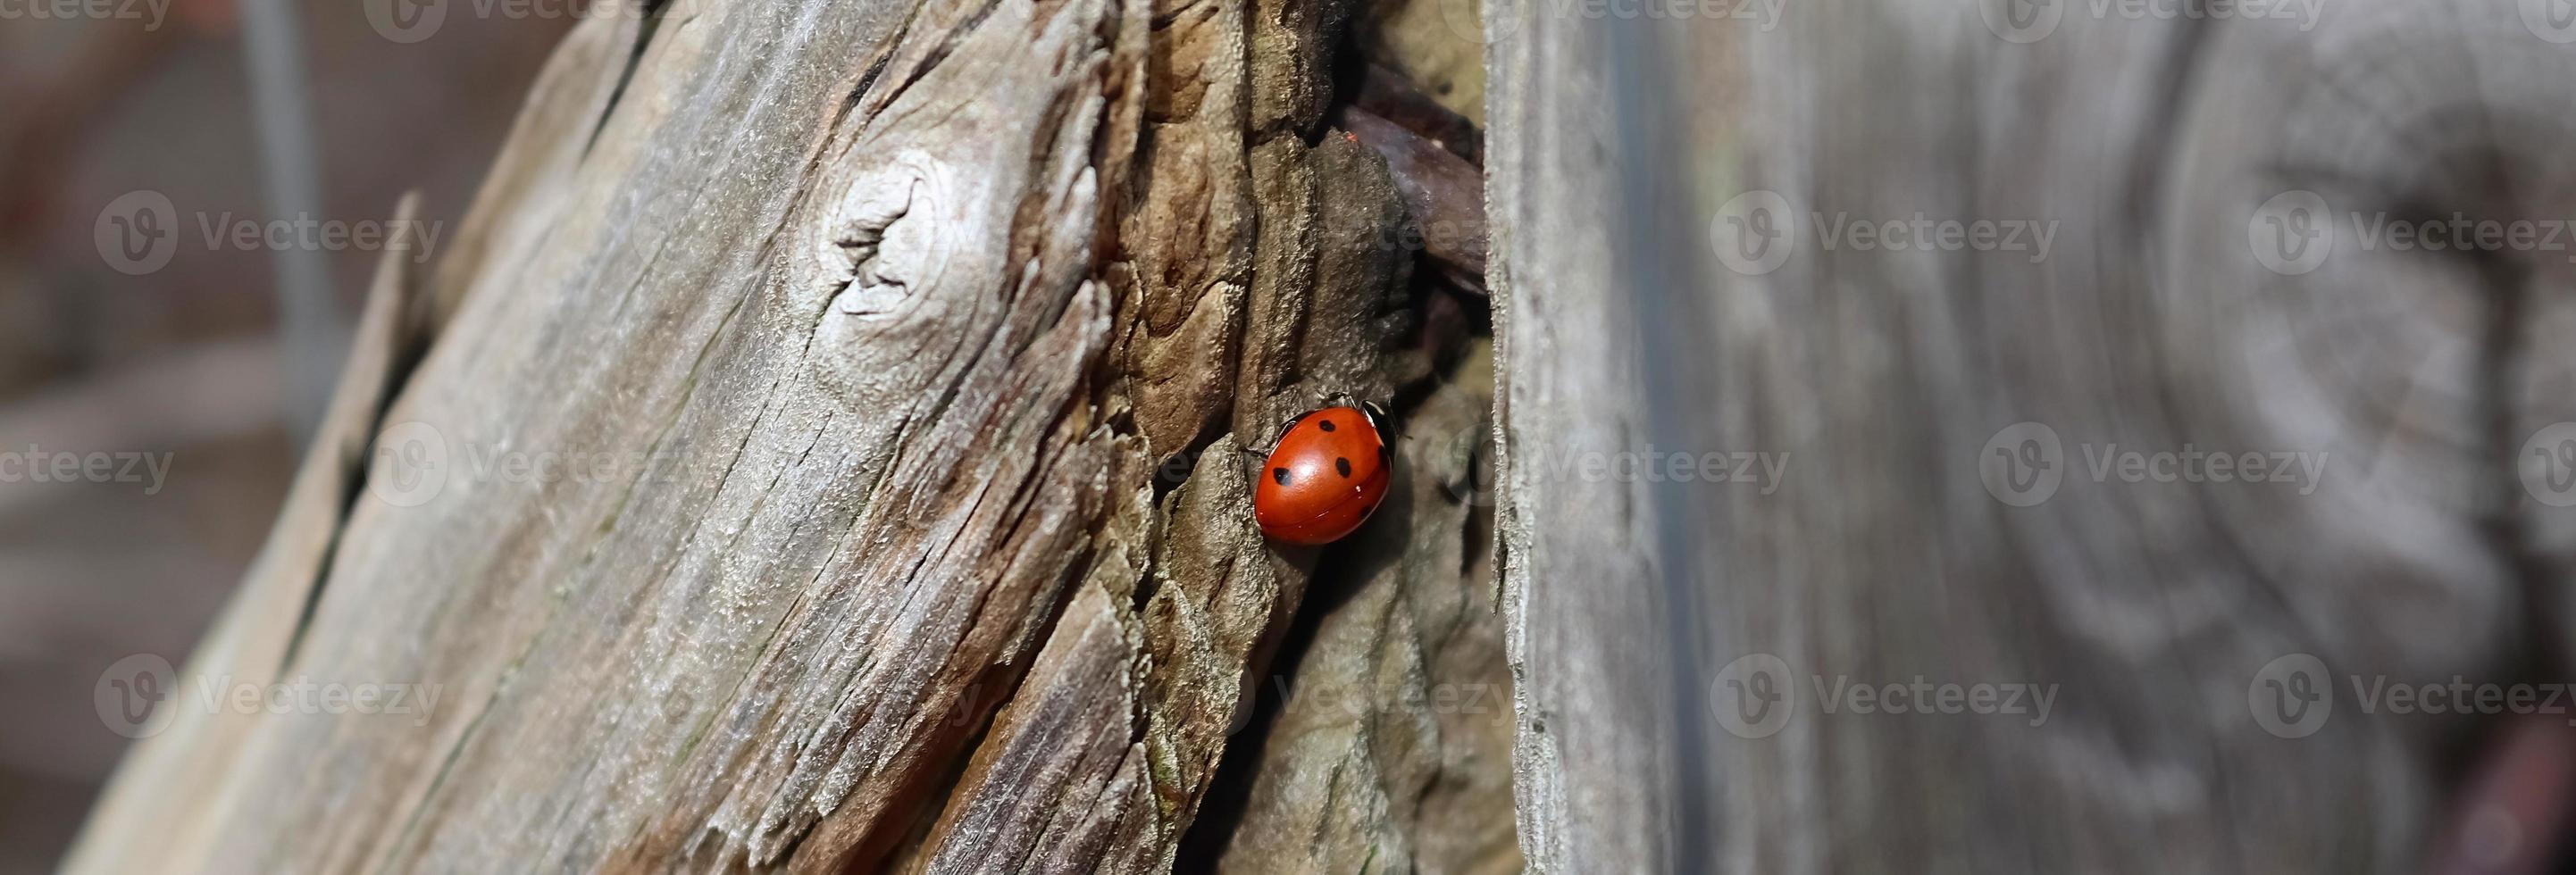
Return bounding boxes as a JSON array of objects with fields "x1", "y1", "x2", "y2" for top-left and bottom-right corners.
[{"x1": 238, "y1": 0, "x2": 339, "y2": 449}]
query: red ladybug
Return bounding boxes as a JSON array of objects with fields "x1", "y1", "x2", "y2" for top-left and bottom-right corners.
[{"x1": 1254, "y1": 402, "x2": 1393, "y2": 546}]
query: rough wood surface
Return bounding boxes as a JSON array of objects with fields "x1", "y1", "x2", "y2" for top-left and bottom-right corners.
[
  {"x1": 1490, "y1": 1, "x2": 2576, "y2": 872},
  {"x1": 1206, "y1": 341, "x2": 1519, "y2": 875},
  {"x1": 64, "y1": 0, "x2": 1511, "y2": 871}
]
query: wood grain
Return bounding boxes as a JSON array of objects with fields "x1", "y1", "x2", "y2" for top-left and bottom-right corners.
[
  {"x1": 63, "y1": 0, "x2": 1509, "y2": 871},
  {"x1": 1487, "y1": 1, "x2": 2576, "y2": 871}
]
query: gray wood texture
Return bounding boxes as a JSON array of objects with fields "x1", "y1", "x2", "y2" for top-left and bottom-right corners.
[{"x1": 1489, "y1": 0, "x2": 2576, "y2": 871}]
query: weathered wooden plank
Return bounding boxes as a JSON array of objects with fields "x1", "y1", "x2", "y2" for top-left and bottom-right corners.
[
  {"x1": 907, "y1": 113, "x2": 1418, "y2": 875},
  {"x1": 66, "y1": 0, "x2": 1509, "y2": 871},
  {"x1": 1490, "y1": 1, "x2": 2576, "y2": 871},
  {"x1": 1484, "y1": 4, "x2": 1676, "y2": 871}
]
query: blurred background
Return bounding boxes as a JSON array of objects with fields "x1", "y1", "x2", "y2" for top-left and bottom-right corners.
[{"x1": 0, "y1": 4, "x2": 568, "y2": 869}]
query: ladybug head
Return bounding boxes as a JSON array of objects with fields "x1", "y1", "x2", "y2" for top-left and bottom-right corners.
[
  {"x1": 1317, "y1": 391, "x2": 1395, "y2": 438},
  {"x1": 1357, "y1": 399, "x2": 1393, "y2": 439}
]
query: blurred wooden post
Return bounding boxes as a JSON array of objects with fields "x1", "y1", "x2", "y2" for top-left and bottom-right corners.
[{"x1": 1489, "y1": 1, "x2": 2576, "y2": 871}]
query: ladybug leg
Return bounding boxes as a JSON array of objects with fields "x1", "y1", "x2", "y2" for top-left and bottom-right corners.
[{"x1": 1233, "y1": 412, "x2": 1302, "y2": 462}]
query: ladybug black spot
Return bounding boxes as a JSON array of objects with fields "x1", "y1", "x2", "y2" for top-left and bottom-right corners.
[
  {"x1": 1272, "y1": 467, "x2": 1291, "y2": 486},
  {"x1": 1317, "y1": 419, "x2": 1336, "y2": 432},
  {"x1": 1335, "y1": 457, "x2": 1352, "y2": 478}
]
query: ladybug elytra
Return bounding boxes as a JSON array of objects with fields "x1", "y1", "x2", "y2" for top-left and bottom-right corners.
[{"x1": 1253, "y1": 402, "x2": 1393, "y2": 546}]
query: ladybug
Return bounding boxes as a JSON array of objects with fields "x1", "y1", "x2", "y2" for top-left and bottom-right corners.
[{"x1": 1254, "y1": 401, "x2": 1394, "y2": 546}]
